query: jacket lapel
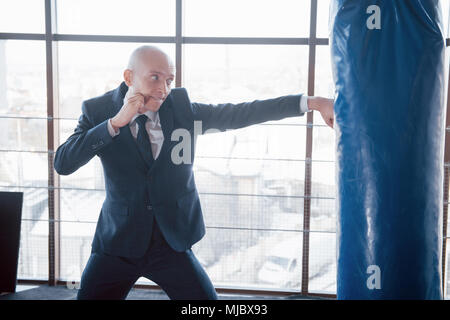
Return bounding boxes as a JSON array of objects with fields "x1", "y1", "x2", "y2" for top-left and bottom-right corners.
[{"x1": 110, "y1": 82, "x2": 149, "y2": 172}]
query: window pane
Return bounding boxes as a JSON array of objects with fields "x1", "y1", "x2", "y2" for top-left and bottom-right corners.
[
  {"x1": 311, "y1": 119, "x2": 335, "y2": 201},
  {"x1": 0, "y1": 29, "x2": 48, "y2": 280},
  {"x1": 311, "y1": 161, "x2": 334, "y2": 197},
  {"x1": 0, "y1": 40, "x2": 47, "y2": 117},
  {"x1": 59, "y1": 156, "x2": 105, "y2": 191},
  {"x1": 310, "y1": 161, "x2": 335, "y2": 231},
  {"x1": 184, "y1": 44, "x2": 308, "y2": 130},
  {"x1": 184, "y1": 0, "x2": 310, "y2": 38},
  {"x1": 59, "y1": 191, "x2": 102, "y2": 287},
  {"x1": 314, "y1": 45, "x2": 335, "y2": 127},
  {"x1": 58, "y1": 119, "x2": 78, "y2": 145},
  {"x1": 183, "y1": 44, "x2": 308, "y2": 109},
  {"x1": 196, "y1": 125, "x2": 306, "y2": 161},
  {"x1": 317, "y1": 0, "x2": 331, "y2": 38},
  {"x1": 0, "y1": 187, "x2": 50, "y2": 281},
  {"x1": 0, "y1": 118, "x2": 47, "y2": 151},
  {"x1": 193, "y1": 229, "x2": 303, "y2": 290},
  {"x1": 56, "y1": 0, "x2": 175, "y2": 36},
  {"x1": 0, "y1": 0, "x2": 45, "y2": 33},
  {"x1": 17, "y1": 219, "x2": 49, "y2": 280},
  {"x1": 0, "y1": 151, "x2": 48, "y2": 188},
  {"x1": 57, "y1": 42, "x2": 175, "y2": 119},
  {"x1": 308, "y1": 232, "x2": 336, "y2": 294},
  {"x1": 59, "y1": 221, "x2": 96, "y2": 285},
  {"x1": 198, "y1": 192, "x2": 303, "y2": 231},
  {"x1": 310, "y1": 198, "x2": 335, "y2": 232},
  {"x1": 60, "y1": 189, "x2": 103, "y2": 223},
  {"x1": 312, "y1": 125, "x2": 335, "y2": 162},
  {"x1": 0, "y1": 169, "x2": 49, "y2": 281},
  {"x1": 184, "y1": 43, "x2": 308, "y2": 291}
]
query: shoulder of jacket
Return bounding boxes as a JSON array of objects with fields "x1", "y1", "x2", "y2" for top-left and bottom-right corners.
[
  {"x1": 169, "y1": 87, "x2": 194, "y2": 128},
  {"x1": 84, "y1": 89, "x2": 114, "y2": 108},
  {"x1": 80, "y1": 89, "x2": 116, "y2": 127},
  {"x1": 170, "y1": 87, "x2": 190, "y2": 104}
]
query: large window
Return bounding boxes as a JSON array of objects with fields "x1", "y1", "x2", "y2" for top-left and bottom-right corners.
[
  {"x1": 0, "y1": 39, "x2": 48, "y2": 280},
  {"x1": 0, "y1": 0, "x2": 449, "y2": 298},
  {"x1": 56, "y1": 0, "x2": 175, "y2": 36},
  {"x1": 183, "y1": 0, "x2": 310, "y2": 38}
]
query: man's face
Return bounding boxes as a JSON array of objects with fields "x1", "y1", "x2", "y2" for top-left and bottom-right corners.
[{"x1": 130, "y1": 51, "x2": 175, "y2": 113}]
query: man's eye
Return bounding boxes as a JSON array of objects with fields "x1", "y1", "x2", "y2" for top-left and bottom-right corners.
[
  {"x1": 167, "y1": 79, "x2": 173, "y2": 86},
  {"x1": 151, "y1": 75, "x2": 158, "y2": 80}
]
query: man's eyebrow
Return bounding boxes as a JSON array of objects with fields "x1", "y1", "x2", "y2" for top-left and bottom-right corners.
[{"x1": 148, "y1": 70, "x2": 175, "y2": 78}]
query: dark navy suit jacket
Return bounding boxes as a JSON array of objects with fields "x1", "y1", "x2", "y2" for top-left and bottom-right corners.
[{"x1": 54, "y1": 82, "x2": 304, "y2": 258}]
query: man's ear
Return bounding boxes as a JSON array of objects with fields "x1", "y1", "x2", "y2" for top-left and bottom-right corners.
[{"x1": 123, "y1": 69, "x2": 133, "y2": 87}]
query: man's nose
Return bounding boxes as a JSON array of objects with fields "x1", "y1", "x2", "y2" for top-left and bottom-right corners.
[{"x1": 158, "y1": 81, "x2": 169, "y2": 96}]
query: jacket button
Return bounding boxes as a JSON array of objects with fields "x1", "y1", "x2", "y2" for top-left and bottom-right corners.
[{"x1": 147, "y1": 205, "x2": 153, "y2": 211}]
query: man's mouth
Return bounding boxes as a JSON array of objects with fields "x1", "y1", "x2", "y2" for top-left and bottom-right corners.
[{"x1": 145, "y1": 96, "x2": 165, "y2": 104}]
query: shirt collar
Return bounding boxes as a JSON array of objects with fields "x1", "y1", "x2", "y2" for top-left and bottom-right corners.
[{"x1": 130, "y1": 110, "x2": 159, "y2": 124}]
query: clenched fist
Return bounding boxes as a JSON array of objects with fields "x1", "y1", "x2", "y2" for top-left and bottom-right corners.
[
  {"x1": 110, "y1": 87, "x2": 146, "y2": 132},
  {"x1": 308, "y1": 96, "x2": 334, "y2": 128}
]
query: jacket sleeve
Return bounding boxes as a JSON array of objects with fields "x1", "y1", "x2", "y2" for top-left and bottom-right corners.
[
  {"x1": 54, "y1": 101, "x2": 114, "y2": 175},
  {"x1": 190, "y1": 94, "x2": 304, "y2": 133}
]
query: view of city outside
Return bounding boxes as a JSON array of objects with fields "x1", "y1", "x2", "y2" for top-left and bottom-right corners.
[{"x1": 0, "y1": 0, "x2": 449, "y2": 297}]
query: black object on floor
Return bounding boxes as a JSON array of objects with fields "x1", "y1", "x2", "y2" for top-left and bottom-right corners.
[{"x1": 0, "y1": 192, "x2": 23, "y2": 293}]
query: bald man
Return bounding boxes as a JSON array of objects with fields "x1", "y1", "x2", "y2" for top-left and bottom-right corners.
[{"x1": 54, "y1": 45, "x2": 334, "y2": 300}]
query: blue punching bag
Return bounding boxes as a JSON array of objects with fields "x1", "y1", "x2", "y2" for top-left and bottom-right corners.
[{"x1": 330, "y1": 0, "x2": 446, "y2": 299}]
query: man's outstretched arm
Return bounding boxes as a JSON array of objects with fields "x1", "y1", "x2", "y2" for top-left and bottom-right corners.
[{"x1": 190, "y1": 93, "x2": 334, "y2": 133}]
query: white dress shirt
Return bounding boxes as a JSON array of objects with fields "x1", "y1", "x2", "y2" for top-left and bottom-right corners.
[
  {"x1": 107, "y1": 94, "x2": 164, "y2": 160},
  {"x1": 107, "y1": 93, "x2": 310, "y2": 160}
]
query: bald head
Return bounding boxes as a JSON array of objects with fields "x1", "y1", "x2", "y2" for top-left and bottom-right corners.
[{"x1": 127, "y1": 45, "x2": 173, "y2": 71}]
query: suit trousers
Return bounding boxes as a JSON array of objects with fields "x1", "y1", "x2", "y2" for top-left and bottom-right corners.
[{"x1": 76, "y1": 219, "x2": 218, "y2": 300}]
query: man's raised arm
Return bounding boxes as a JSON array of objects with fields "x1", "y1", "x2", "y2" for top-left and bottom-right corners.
[{"x1": 54, "y1": 102, "x2": 113, "y2": 175}]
